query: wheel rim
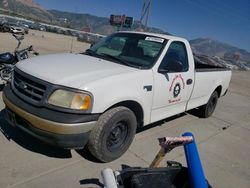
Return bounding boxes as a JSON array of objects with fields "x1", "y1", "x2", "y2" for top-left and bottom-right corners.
[
  {"x1": 207, "y1": 95, "x2": 217, "y2": 115},
  {"x1": 106, "y1": 121, "x2": 128, "y2": 152}
]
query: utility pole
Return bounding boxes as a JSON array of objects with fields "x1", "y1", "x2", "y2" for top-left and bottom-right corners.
[
  {"x1": 2, "y1": 0, "x2": 9, "y2": 15},
  {"x1": 139, "y1": 0, "x2": 152, "y2": 30}
]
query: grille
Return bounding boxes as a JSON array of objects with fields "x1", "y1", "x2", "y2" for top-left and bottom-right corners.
[{"x1": 13, "y1": 71, "x2": 47, "y2": 102}]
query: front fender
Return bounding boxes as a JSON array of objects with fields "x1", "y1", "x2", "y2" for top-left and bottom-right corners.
[{"x1": 84, "y1": 70, "x2": 153, "y2": 125}]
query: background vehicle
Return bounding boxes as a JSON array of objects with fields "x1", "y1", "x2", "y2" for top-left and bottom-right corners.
[
  {"x1": 9, "y1": 25, "x2": 25, "y2": 34},
  {"x1": 3, "y1": 31, "x2": 231, "y2": 162},
  {"x1": 17, "y1": 22, "x2": 29, "y2": 34},
  {"x1": 77, "y1": 33, "x2": 104, "y2": 44},
  {"x1": 0, "y1": 21, "x2": 25, "y2": 34},
  {"x1": 0, "y1": 34, "x2": 38, "y2": 83},
  {"x1": 0, "y1": 18, "x2": 7, "y2": 32},
  {"x1": 0, "y1": 22, "x2": 10, "y2": 32}
]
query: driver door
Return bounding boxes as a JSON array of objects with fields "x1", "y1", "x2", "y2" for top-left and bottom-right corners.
[{"x1": 151, "y1": 41, "x2": 194, "y2": 122}]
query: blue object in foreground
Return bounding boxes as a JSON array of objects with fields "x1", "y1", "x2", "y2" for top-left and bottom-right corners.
[{"x1": 183, "y1": 132, "x2": 208, "y2": 188}]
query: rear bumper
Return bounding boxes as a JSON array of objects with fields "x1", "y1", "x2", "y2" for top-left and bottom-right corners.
[{"x1": 2, "y1": 85, "x2": 98, "y2": 149}]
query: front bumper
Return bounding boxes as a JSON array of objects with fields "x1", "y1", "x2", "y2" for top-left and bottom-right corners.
[{"x1": 3, "y1": 85, "x2": 99, "y2": 149}]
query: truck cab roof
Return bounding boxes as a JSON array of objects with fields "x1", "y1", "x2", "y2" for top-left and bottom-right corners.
[{"x1": 117, "y1": 31, "x2": 188, "y2": 42}]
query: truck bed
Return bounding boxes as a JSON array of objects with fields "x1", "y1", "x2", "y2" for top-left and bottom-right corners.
[
  {"x1": 194, "y1": 54, "x2": 231, "y2": 72},
  {"x1": 195, "y1": 61, "x2": 231, "y2": 72}
]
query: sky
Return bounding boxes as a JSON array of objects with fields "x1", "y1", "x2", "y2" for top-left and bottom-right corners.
[{"x1": 34, "y1": 0, "x2": 250, "y2": 52}]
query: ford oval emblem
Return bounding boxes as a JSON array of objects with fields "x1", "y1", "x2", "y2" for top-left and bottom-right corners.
[{"x1": 19, "y1": 82, "x2": 27, "y2": 90}]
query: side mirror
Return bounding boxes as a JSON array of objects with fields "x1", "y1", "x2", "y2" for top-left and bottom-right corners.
[{"x1": 158, "y1": 67, "x2": 168, "y2": 74}]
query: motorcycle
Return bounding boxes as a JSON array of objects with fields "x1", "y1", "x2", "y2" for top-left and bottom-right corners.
[{"x1": 0, "y1": 33, "x2": 39, "y2": 83}]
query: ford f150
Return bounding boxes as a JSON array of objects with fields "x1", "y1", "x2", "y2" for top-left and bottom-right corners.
[{"x1": 3, "y1": 31, "x2": 231, "y2": 162}]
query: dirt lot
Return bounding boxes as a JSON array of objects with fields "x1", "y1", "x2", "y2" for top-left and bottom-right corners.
[
  {"x1": 0, "y1": 30, "x2": 250, "y2": 188},
  {"x1": 0, "y1": 30, "x2": 90, "y2": 55}
]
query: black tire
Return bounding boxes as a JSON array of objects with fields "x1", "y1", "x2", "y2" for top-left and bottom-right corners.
[
  {"x1": 3, "y1": 26, "x2": 10, "y2": 33},
  {"x1": 88, "y1": 106, "x2": 137, "y2": 162},
  {"x1": 199, "y1": 91, "x2": 218, "y2": 118}
]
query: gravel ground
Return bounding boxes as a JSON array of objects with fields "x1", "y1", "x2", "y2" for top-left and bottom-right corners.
[{"x1": 0, "y1": 31, "x2": 249, "y2": 188}]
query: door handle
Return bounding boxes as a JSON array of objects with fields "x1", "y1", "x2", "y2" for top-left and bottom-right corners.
[
  {"x1": 144, "y1": 85, "x2": 152, "y2": 91},
  {"x1": 186, "y1": 79, "x2": 193, "y2": 85}
]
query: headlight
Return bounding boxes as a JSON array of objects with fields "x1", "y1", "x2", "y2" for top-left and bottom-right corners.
[{"x1": 48, "y1": 89, "x2": 92, "y2": 111}]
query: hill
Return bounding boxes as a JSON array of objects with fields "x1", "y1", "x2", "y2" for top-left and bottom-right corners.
[
  {"x1": 0, "y1": 0, "x2": 168, "y2": 35},
  {"x1": 48, "y1": 9, "x2": 169, "y2": 35},
  {"x1": 0, "y1": 0, "x2": 53, "y2": 22},
  {"x1": 0, "y1": 0, "x2": 249, "y2": 70},
  {"x1": 190, "y1": 38, "x2": 250, "y2": 62},
  {"x1": 190, "y1": 38, "x2": 250, "y2": 70}
]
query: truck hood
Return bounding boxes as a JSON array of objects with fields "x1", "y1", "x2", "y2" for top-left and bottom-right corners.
[{"x1": 16, "y1": 53, "x2": 137, "y2": 89}]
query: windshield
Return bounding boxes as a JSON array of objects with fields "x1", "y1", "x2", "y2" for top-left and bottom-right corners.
[{"x1": 86, "y1": 33, "x2": 167, "y2": 69}]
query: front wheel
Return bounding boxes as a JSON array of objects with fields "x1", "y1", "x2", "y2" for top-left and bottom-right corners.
[
  {"x1": 88, "y1": 106, "x2": 137, "y2": 162},
  {"x1": 199, "y1": 91, "x2": 218, "y2": 118}
]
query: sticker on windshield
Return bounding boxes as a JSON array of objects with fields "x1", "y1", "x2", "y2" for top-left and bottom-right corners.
[{"x1": 145, "y1": 36, "x2": 164, "y2": 43}]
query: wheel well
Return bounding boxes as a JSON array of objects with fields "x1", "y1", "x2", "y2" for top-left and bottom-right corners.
[
  {"x1": 214, "y1": 85, "x2": 222, "y2": 97},
  {"x1": 107, "y1": 100, "x2": 144, "y2": 127}
]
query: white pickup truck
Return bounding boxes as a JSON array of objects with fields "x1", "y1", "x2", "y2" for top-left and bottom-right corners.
[{"x1": 3, "y1": 31, "x2": 231, "y2": 162}]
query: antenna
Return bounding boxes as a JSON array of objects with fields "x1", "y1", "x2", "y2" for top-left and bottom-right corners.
[
  {"x1": 69, "y1": 6, "x2": 78, "y2": 53},
  {"x1": 70, "y1": 36, "x2": 74, "y2": 53}
]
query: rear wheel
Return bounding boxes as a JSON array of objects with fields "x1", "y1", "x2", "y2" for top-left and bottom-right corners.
[
  {"x1": 199, "y1": 91, "x2": 218, "y2": 118},
  {"x1": 88, "y1": 106, "x2": 137, "y2": 162}
]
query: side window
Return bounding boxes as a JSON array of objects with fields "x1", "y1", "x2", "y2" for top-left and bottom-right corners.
[{"x1": 159, "y1": 41, "x2": 189, "y2": 72}]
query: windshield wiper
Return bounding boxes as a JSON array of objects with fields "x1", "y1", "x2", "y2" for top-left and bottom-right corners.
[
  {"x1": 99, "y1": 53, "x2": 141, "y2": 69},
  {"x1": 84, "y1": 49, "x2": 96, "y2": 56},
  {"x1": 83, "y1": 51, "x2": 142, "y2": 69}
]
